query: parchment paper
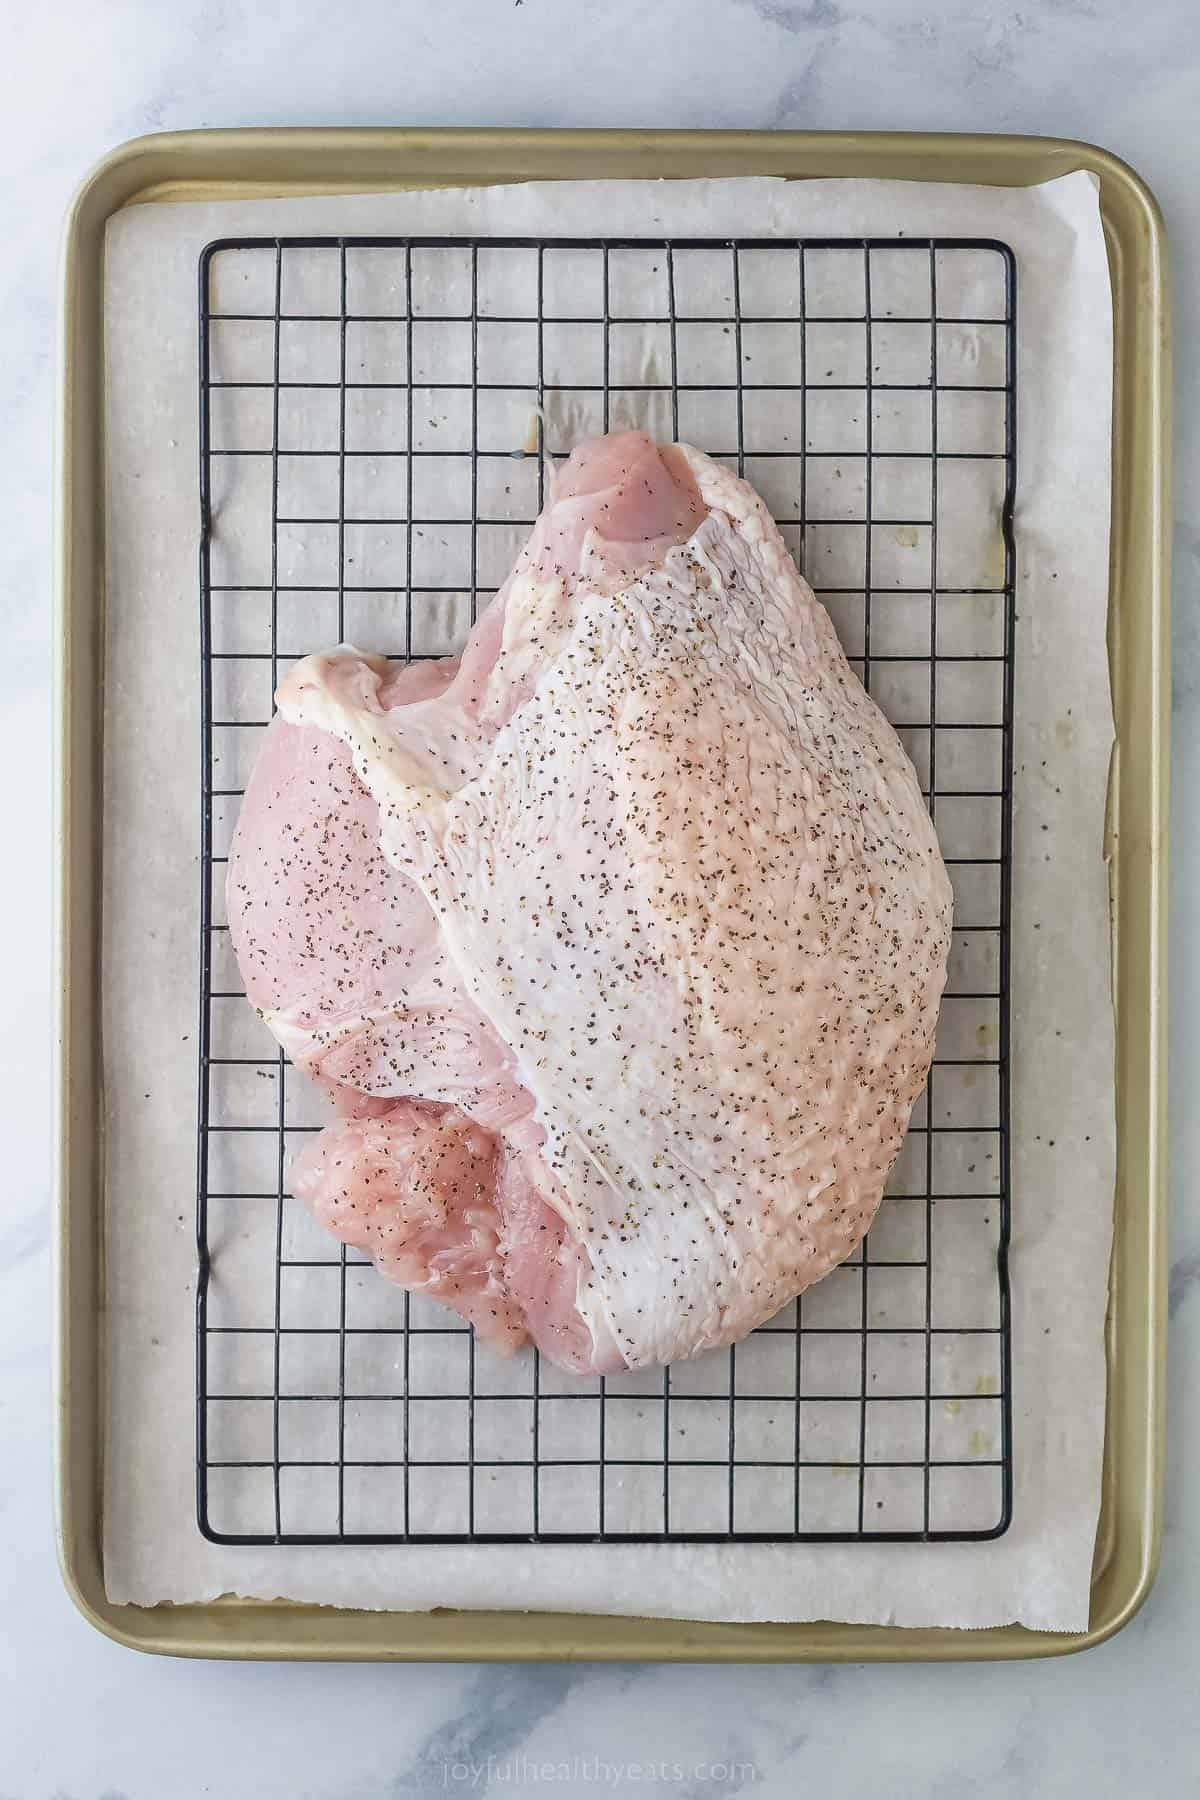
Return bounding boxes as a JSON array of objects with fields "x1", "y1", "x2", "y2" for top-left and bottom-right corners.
[{"x1": 101, "y1": 173, "x2": 1114, "y2": 1630}]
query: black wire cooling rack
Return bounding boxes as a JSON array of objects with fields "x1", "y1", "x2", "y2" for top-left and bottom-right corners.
[{"x1": 196, "y1": 235, "x2": 1016, "y2": 1546}]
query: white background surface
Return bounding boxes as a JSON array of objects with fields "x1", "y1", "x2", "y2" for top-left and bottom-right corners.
[{"x1": 3, "y1": 0, "x2": 1197, "y2": 1793}]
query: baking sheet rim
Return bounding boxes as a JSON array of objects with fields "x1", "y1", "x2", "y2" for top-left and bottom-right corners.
[{"x1": 53, "y1": 127, "x2": 1170, "y2": 1662}]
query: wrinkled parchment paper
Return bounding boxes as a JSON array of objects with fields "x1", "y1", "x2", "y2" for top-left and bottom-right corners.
[{"x1": 101, "y1": 174, "x2": 1113, "y2": 1630}]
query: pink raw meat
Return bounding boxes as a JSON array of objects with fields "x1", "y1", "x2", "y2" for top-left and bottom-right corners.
[
  {"x1": 226, "y1": 658, "x2": 530, "y2": 1132},
  {"x1": 290, "y1": 1102, "x2": 604, "y2": 1366},
  {"x1": 288, "y1": 1100, "x2": 526, "y2": 1352},
  {"x1": 228, "y1": 429, "x2": 951, "y2": 1374}
]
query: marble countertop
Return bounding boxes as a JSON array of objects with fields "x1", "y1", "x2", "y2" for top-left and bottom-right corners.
[{"x1": 3, "y1": 0, "x2": 1196, "y2": 1793}]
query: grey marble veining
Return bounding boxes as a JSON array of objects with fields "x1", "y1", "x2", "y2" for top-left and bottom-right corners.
[{"x1": 3, "y1": 0, "x2": 1198, "y2": 1793}]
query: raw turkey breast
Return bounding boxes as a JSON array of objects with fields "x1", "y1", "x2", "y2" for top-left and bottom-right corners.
[{"x1": 228, "y1": 430, "x2": 952, "y2": 1374}]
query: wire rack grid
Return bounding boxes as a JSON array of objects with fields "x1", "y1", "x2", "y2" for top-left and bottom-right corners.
[{"x1": 196, "y1": 233, "x2": 1016, "y2": 1546}]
